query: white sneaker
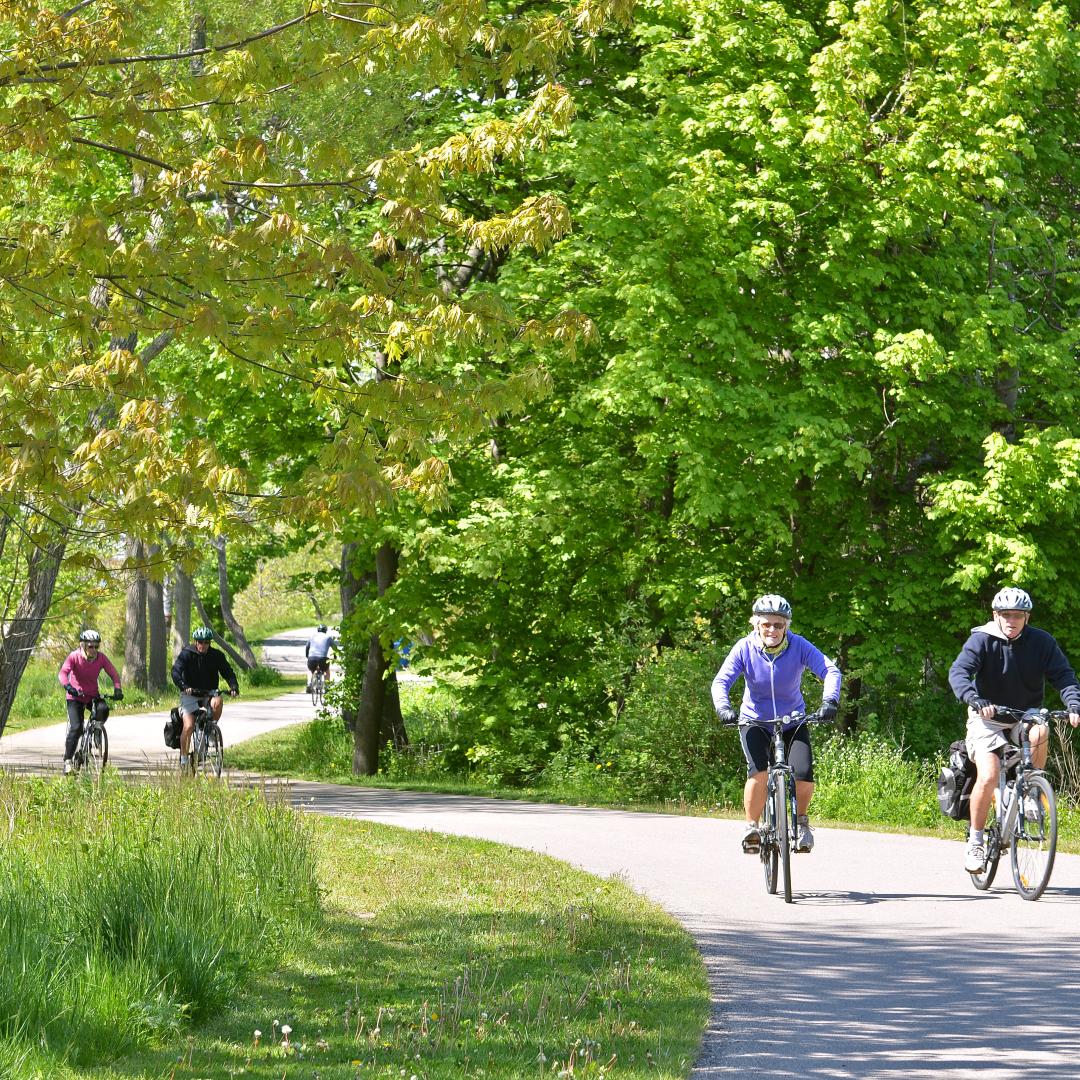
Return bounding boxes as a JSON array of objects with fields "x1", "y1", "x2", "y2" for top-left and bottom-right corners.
[
  {"x1": 179, "y1": 755, "x2": 190, "y2": 770},
  {"x1": 964, "y1": 842, "x2": 986, "y2": 873},
  {"x1": 62, "y1": 759, "x2": 74, "y2": 776},
  {"x1": 1023, "y1": 795, "x2": 1041, "y2": 821},
  {"x1": 740, "y1": 823, "x2": 761, "y2": 853},
  {"x1": 796, "y1": 816, "x2": 814, "y2": 853}
]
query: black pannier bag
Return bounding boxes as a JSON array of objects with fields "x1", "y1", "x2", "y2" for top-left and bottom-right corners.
[
  {"x1": 937, "y1": 739, "x2": 977, "y2": 820},
  {"x1": 164, "y1": 707, "x2": 182, "y2": 749}
]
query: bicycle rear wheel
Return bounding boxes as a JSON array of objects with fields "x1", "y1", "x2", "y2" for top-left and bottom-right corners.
[
  {"x1": 196, "y1": 723, "x2": 223, "y2": 779},
  {"x1": 84, "y1": 724, "x2": 108, "y2": 777},
  {"x1": 311, "y1": 672, "x2": 324, "y2": 708},
  {"x1": 776, "y1": 775, "x2": 793, "y2": 904},
  {"x1": 1011, "y1": 774, "x2": 1056, "y2": 900}
]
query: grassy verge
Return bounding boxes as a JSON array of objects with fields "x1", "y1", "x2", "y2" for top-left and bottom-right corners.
[
  {"x1": 5, "y1": 661, "x2": 306, "y2": 735},
  {"x1": 83, "y1": 812, "x2": 707, "y2": 1079},
  {"x1": 0, "y1": 774, "x2": 319, "y2": 1077}
]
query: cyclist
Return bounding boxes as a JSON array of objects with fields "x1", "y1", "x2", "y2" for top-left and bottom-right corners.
[
  {"x1": 948, "y1": 587, "x2": 1080, "y2": 873},
  {"x1": 305, "y1": 623, "x2": 337, "y2": 692},
  {"x1": 57, "y1": 629, "x2": 123, "y2": 774},
  {"x1": 712, "y1": 594, "x2": 842, "y2": 855},
  {"x1": 171, "y1": 626, "x2": 239, "y2": 771}
]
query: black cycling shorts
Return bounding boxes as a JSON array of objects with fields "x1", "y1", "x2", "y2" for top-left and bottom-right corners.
[
  {"x1": 739, "y1": 723, "x2": 814, "y2": 782},
  {"x1": 307, "y1": 657, "x2": 330, "y2": 673}
]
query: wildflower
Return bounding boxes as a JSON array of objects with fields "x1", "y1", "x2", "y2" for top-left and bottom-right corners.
[
  {"x1": 253, "y1": 1029, "x2": 262, "y2": 1048},
  {"x1": 281, "y1": 1024, "x2": 293, "y2": 1049}
]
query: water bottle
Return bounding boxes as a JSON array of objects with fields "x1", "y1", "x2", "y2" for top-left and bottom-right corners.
[{"x1": 1000, "y1": 785, "x2": 1011, "y2": 818}]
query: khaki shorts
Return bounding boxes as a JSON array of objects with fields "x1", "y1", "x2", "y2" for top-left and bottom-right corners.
[{"x1": 965, "y1": 709, "x2": 1039, "y2": 759}]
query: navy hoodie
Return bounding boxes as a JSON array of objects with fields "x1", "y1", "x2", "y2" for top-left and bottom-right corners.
[{"x1": 948, "y1": 621, "x2": 1080, "y2": 713}]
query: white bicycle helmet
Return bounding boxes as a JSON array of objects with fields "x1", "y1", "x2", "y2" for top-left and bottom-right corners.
[
  {"x1": 992, "y1": 588, "x2": 1033, "y2": 612},
  {"x1": 79, "y1": 629, "x2": 102, "y2": 644},
  {"x1": 752, "y1": 594, "x2": 792, "y2": 618}
]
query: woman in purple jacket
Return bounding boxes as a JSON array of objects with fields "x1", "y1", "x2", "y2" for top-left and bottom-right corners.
[{"x1": 712, "y1": 595, "x2": 841, "y2": 855}]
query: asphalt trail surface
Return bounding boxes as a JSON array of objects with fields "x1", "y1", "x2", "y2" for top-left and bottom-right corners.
[{"x1": 6, "y1": 629, "x2": 1080, "y2": 1076}]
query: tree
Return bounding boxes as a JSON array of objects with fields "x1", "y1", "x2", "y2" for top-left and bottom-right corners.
[
  {"x1": 0, "y1": 0, "x2": 621, "y2": 731},
  {"x1": 377, "y1": 0, "x2": 1080, "y2": 771}
]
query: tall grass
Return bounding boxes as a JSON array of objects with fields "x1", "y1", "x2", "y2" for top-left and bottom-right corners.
[{"x1": 0, "y1": 775, "x2": 320, "y2": 1074}]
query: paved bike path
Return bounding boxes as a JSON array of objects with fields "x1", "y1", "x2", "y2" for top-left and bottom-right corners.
[{"x1": 288, "y1": 784, "x2": 1080, "y2": 1079}]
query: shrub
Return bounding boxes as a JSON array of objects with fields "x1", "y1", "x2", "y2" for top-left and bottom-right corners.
[
  {"x1": 243, "y1": 663, "x2": 285, "y2": 688},
  {"x1": 586, "y1": 639, "x2": 744, "y2": 805},
  {"x1": 813, "y1": 731, "x2": 942, "y2": 828}
]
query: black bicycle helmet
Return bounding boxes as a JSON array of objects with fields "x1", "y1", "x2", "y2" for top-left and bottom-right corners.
[{"x1": 316, "y1": 624, "x2": 328, "y2": 633}]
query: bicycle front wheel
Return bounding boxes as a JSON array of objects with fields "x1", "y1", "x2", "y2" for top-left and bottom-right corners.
[
  {"x1": 84, "y1": 724, "x2": 108, "y2": 777},
  {"x1": 761, "y1": 781, "x2": 779, "y2": 895},
  {"x1": 1011, "y1": 774, "x2": 1057, "y2": 900},
  {"x1": 777, "y1": 775, "x2": 793, "y2": 904},
  {"x1": 196, "y1": 723, "x2": 224, "y2": 779}
]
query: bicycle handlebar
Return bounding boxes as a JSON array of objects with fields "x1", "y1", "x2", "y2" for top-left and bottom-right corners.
[
  {"x1": 984, "y1": 705, "x2": 1071, "y2": 723},
  {"x1": 738, "y1": 711, "x2": 830, "y2": 730}
]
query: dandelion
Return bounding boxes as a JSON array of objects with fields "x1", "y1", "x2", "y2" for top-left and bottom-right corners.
[
  {"x1": 281, "y1": 1024, "x2": 293, "y2": 1049},
  {"x1": 253, "y1": 1029, "x2": 262, "y2": 1049}
]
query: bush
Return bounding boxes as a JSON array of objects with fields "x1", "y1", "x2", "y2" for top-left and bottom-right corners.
[
  {"x1": 243, "y1": 663, "x2": 285, "y2": 688},
  {"x1": 582, "y1": 639, "x2": 744, "y2": 805},
  {"x1": 813, "y1": 731, "x2": 942, "y2": 828}
]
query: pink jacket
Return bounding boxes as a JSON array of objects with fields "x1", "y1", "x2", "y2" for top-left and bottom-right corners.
[{"x1": 58, "y1": 649, "x2": 121, "y2": 701}]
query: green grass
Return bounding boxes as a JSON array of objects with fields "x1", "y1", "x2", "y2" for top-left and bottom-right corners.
[
  {"x1": 0, "y1": 774, "x2": 319, "y2": 1077},
  {"x1": 80, "y1": 814, "x2": 707, "y2": 1079}
]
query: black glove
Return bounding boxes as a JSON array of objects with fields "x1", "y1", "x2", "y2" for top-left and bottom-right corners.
[
  {"x1": 968, "y1": 696, "x2": 990, "y2": 712},
  {"x1": 64, "y1": 684, "x2": 78, "y2": 697},
  {"x1": 818, "y1": 700, "x2": 838, "y2": 722},
  {"x1": 113, "y1": 688, "x2": 124, "y2": 701},
  {"x1": 717, "y1": 706, "x2": 738, "y2": 726}
]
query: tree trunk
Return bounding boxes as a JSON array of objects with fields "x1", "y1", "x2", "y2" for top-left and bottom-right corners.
[
  {"x1": 124, "y1": 537, "x2": 148, "y2": 691},
  {"x1": 171, "y1": 566, "x2": 193, "y2": 655},
  {"x1": 339, "y1": 540, "x2": 371, "y2": 736},
  {"x1": 0, "y1": 531, "x2": 68, "y2": 736},
  {"x1": 213, "y1": 535, "x2": 258, "y2": 669},
  {"x1": 146, "y1": 544, "x2": 168, "y2": 694},
  {"x1": 352, "y1": 541, "x2": 403, "y2": 775},
  {"x1": 193, "y1": 583, "x2": 251, "y2": 671}
]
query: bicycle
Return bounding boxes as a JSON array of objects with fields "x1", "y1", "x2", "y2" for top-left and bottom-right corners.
[
  {"x1": 745, "y1": 711, "x2": 828, "y2": 904},
  {"x1": 186, "y1": 689, "x2": 224, "y2": 778},
  {"x1": 310, "y1": 666, "x2": 326, "y2": 708},
  {"x1": 72, "y1": 694, "x2": 111, "y2": 777},
  {"x1": 968, "y1": 705, "x2": 1064, "y2": 901}
]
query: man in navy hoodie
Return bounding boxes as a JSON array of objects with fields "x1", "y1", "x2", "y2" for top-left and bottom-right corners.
[
  {"x1": 949, "y1": 588, "x2": 1080, "y2": 873},
  {"x1": 712, "y1": 595, "x2": 842, "y2": 855}
]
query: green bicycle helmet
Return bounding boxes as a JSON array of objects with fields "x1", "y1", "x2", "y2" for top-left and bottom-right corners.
[{"x1": 192, "y1": 626, "x2": 214, "y2": 642}]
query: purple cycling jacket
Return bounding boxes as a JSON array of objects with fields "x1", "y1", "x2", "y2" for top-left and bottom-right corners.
[{"x1": 711, "y1": 631, "x2": 842, "y2": 729}]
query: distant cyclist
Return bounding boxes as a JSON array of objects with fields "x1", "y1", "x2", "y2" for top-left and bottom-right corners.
[
  {"x1": 948, "y1": 587, "x2": 1080, "y2": 873},
  {"x1": 712, "y1": 595, "x2": 842, "y2": 855},
  {"x1": 171, "y1": 626, "x2": 239, "y2": 771},
  {"x1": 305, "y1": 624, "x2": 338, "y2": 691},
  {"x1": 58, "y1": 629, "x2": 123, "y2": 774}
]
